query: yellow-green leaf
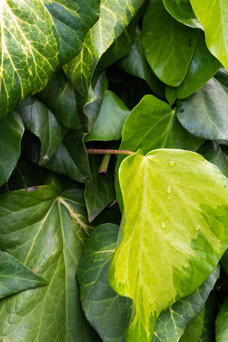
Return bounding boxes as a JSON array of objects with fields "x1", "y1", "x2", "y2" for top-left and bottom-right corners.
[{"x1": 109, "y1": 149, "x2": 228, "y2": 342}]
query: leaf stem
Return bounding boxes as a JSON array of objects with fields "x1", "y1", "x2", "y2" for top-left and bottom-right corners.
[
  {"x1": 87, "y1": 149, "x2": 134, "y2": 156},
  {"x1": 98, "y1": 154, "x2": 111, "y2": 174}
]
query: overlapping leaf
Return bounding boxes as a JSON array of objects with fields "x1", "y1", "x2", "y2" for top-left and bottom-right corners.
[
  {"x1": 0, "y1": 251, "x2": 47, "y2": 299},
  {"x1": 64, "y1": 0, "x2": 145, "y2": 96},
  {"x1": 190, "y1": 0, "x2": 228, "y2": 70},
  {"x1": 163, "y1": 0, "x2": 202, "y2": 28},
  {"x1": 18, "y1": 96, "x2": 65, "y2": 165},
  {"x1": 109, "y1": 149, "x2": 228, "y2": 342},
  {"x1": 177, "y1": 78, "x2": 228, "y2": 140},
  {"x1": 142, "y1": 0, "x2": 199, "y2": 87},
  {"x1": 0, "y1": 186, "x2": 98, "y2": 341},
  {"x1": 0, "y1": 0, "x2": 100, "y2": 118},
  {"x1": 78, "y1": 224, "x2": 131, "y2": 342},
  {"x1": 215, "y1": 297, "x2": 228, "y2": 342},
  {"x1": 0, "y1": 112, "x2": 24, "y2": 186}
]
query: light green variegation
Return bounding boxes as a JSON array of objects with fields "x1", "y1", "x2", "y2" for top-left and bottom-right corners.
[
  {"x1": 0, "y1": 0, "x2": 100, "y2": 118},
  {"x1": 190, "y1": 0, "x2": 228, "y2": 70},
  {"x1": 109, "y1": 150, "x2": 228, "y2": 342},
  {"x1": 64, "y1": 0, "x2": 145, "y2": 96}
]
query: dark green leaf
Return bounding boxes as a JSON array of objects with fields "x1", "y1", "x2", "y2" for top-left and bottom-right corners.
[
  {"x1": 163, "y1": 0, "x2": 202, "y2": 28},
  {"x1": 78, "y1": 223, "x2": 131, "y2": 342},
  {"x1": 153, "y1": 268, "x2": 219, "y2": 342},
  {"x1": 0, "y1": 251, "x2": 47, "y2": 299},
  {"x1": 142, "y1": 0, "x2": 199, "y2": 86},
  {"x1": 45, "y1": 131, "x2": 91, "y2": 183},
  {"x1": 198, "y1": 142, "x2": 228, "y2": 178},
  {"x1": 215, "y1": 297, "x2": 228, "y2": 342},
  {"x1": 118, "y1": 27, "x2": 165, "y2": 98},
  {"x1": 0, "y1": 112, "x2": 24, "y2": 186},
  {"x1": 17, "y1": 97, "x2": 65, "y2": 165},
  {"x1": 214, "y1": 68, "x2": 228, "y2": 88},
  {"x1": 85, "y1": 156, "x2": 115, "y2": 222},
  {"x1": 177, "y1": 33, "x2": 221, "y2": 99},
  {"x1": 177, "y1": 78, "x2": 228, "y2": 140},
  {"x1": 85, "y1": 90, "x2": 129, "y2": 142},
  {"x1": 199, "y1": 296, "x2": 216, "y2": 342},
  {"x1": 179, "y1": 307, "x2": 205, "y2": 342},
  {"x1": 38, "y1": 70, "x2": 85, "y2": 130},
  {"x1": 0, "y1": 186, "x2": 97, "y2": 341}
]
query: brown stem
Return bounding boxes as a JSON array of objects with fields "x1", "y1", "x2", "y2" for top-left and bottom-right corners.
[{"x1": 87, "y1": 148, "x2": 134, "y2": 156}]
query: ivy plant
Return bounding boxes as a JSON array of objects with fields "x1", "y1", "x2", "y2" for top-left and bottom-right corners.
[{"x1": 0, "y1": 0, "x2": 228, "y2": 341}]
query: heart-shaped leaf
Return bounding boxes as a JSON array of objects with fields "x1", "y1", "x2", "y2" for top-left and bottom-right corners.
[
  {"x1": 109, "y1": 149, "x2": 228, "y2": 342},
  {"x1": 0, "y1": 186, "x2": 98, "y2": 341}
]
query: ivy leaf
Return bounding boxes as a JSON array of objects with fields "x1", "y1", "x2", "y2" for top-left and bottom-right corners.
[
  {"x1": 109, "y1": 149, "x2": 228, "y2": 342},
  {"x1": 85, "y1": 156, "x2": 115, "y2": 222},
  {"x1": 0, "y1": 112, "x2": 24, "y2": 186},
  {"x1": 199, "y1": 296, "x2": 216, "y2": 342},
  {"x1": 78, "y1": 223, "x2": 131, "y2": 342},
  {"x1": 120, "y1": 95, "x2": 203, "y2": 153},
  {"x1": 153, "y1": 267, "x2": 219, "y2": 342},
  {"x1": 118, "y1": 27, "x2": 165, "y2": 98},
  {"x1": 179, "y1": 307, "x2": 205, "y2": 342},
  {"x1": 17, "y1": 97, "x2": 66, "y2": 165},
  {"x1": 177, "y1": 78, "x2": 228, "y2": 140},
  {"x1": 162, "y1": 0, "x2": 202, "y2": 29},
  {"x1": 215, "y1": 297, "x2": 228, "y2": 342},
  {"x1": 38, "y1": 70, "x2": 85, "y2": 130},
  {"x1": 0, "y1": 186, "x2": 98, "y2": 341},
  {"x1": 176, "y1": 33, "x2": 221, "y2": 99},
  {"x1": 64, "y1": 0, "x2": 145, "y2": 96},
  {"x1": 142, "y1": 0, "x2": 199, "y2": 87},
  {"x1": 0, "y1": 0, "x2": 100, "y2": 118},
  {"x1": 43, "y1": 0, "x2": 100, "y2": 65},
  {"x1": 45, "y1": 131, "x2": 91, "y2": 183},
  {"x1": 85, "y1": 90, "x2": 129, "y2": 142},
  {"x1": 0, "y1": 251, "x2": 47, "y2": 299},
  {"x1": 199, "y1": 142, "x2": 228, "y2": 178},
  {"x1": 190, "y1": 0, "x2": 228, "y2": 70}
]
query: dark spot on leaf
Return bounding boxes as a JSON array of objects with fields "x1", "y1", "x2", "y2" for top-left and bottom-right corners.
[
  {"x1": 179, "y1": 109, "x2": 185, "y2": 113},
  {"x1": 25, "y1": 186, "x2": 39, "y2": 192},
  {"x1": 188, "y1": 38, "x2": 192, "y2": 47}
]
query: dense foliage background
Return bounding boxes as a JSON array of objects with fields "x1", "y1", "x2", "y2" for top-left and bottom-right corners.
[{"x1": 0, "y1": 0, "x2": 228, "y2": 341}]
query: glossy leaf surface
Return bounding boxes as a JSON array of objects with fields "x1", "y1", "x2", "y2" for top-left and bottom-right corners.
[
  {"x1": 177, "y1": 33, "x2": 221, "y2": 99},
  {"x1": 109, "y1": 149, "x2": 228, "y2": 342},
  {"x1": 85, "y1": 90, "x2": 129, "y2": 142},
  {"x1": 18, "y1": 97, "x2": 65, "y2": 165},
  {"x1": 142, "y1": 0, "x2": 199, "y2": 86},
  {"x1": 215, "y1": 297, "x2": 228, "y2": 342},
  {"x1": 0, "y1": 251, "x2": 47, "y2": 300},
  {"x1": 163, "y1": 0, "x2": 202, "y2": 28},
  {"x1": 78, "y1": 224, "x2": 131, "y2": 342},
  {"x1": 199, "y1": 142, "x2": 228, "y2": 178},
  {"x1": 0, "y1": 112, "x2": 24, "y2": 186},
  {"x1": 0, "y1": 186, "x2": 97, "y2": 341},
  {"x1": 177, "y1": 78, "x2": 228, "y2": 140},
  {"x1": 64, "y1": 0, "x2": 145, "y2": 96},
  {"x1": 190, "y1": 0, "x2": 228, "y2": 70}
]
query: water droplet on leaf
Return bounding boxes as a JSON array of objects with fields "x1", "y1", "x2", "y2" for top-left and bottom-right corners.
[
  {"x1": 169, "y1": 161, "x2": 176, "y2": 167},
  {"x1": 167, "y1": 185, "x2": 172, "y2": 194},
  {"x1": 194, "y1": 224, "x2": 201, "y2": 231},
  {"x1": 161, "y1": 222, "x2": 166, "y2": 229}
]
